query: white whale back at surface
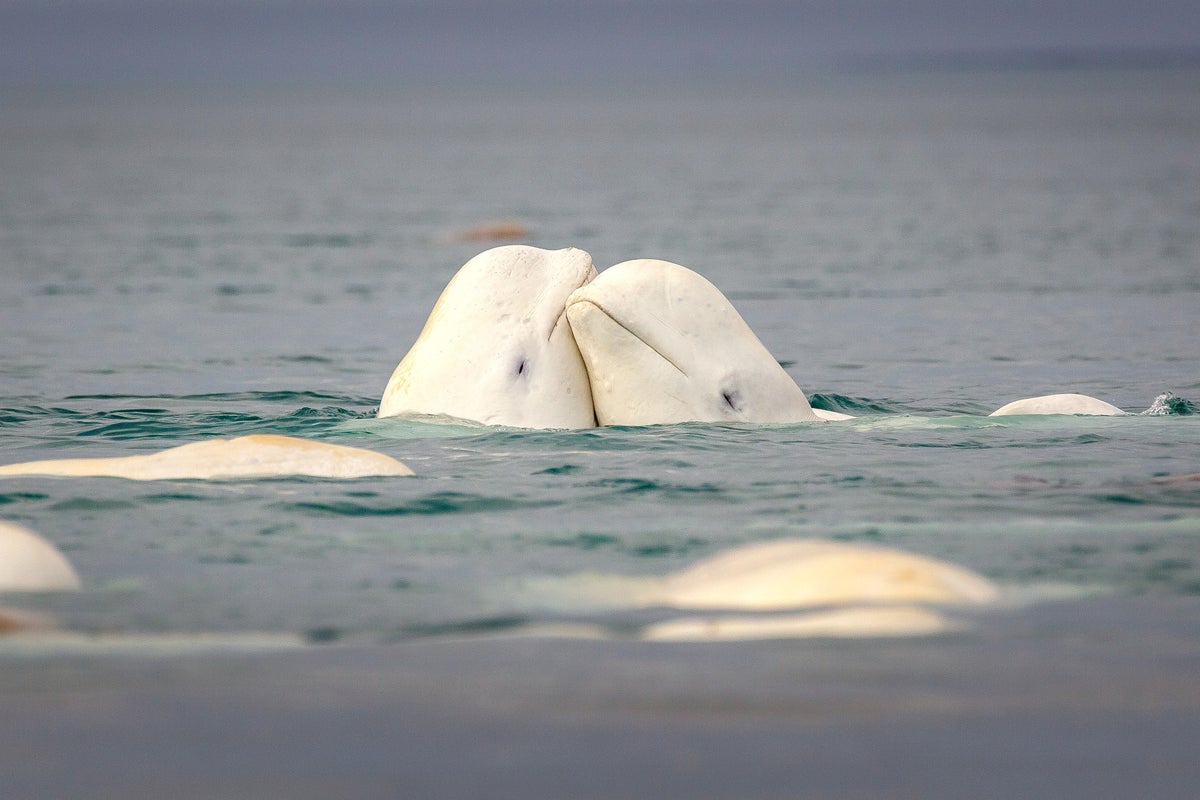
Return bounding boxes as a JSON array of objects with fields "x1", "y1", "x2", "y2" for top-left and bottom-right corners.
[
  {"x1": 0, "y1": 521, "x2": 81, "y2": 592},
  {"x1": 378, "y1": 245, "x2": 598, "y2": 428},
  {"x1": 651, "y1": 539, "x2": 998, "y2": 610},
  {"x1": 989, "y1": 393, "x2": 1125, "y2": 416},
  {"x1": 565, "y1": 259, "x2": 820, "y2": 426},
  {"x1": 643, "y1": 538, "x2": 997, "y2": 640},
  {"x1": 520, "y1": 538, "x2": 997, "y2": 641},
  {"x1": 0, "y1": 435, "x2": 413, "y2": 480}
]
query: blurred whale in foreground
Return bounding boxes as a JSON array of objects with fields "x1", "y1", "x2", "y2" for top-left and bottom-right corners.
[
  {"x1": 565, "y1": 259, "x2": 847, "y2": 425},
  {"x1": 378, "y1": 245, "x2": 598, "y2": 428},
  {"x1": 0, "y1": 521, "x2": 81, "y2": 592},
  {"x1": 0, "y1": 435, "x2": 413, "y2": 480},
  {"x1": 523, "y1": 538, "x2": 997, "y2": 641},
  {"x1": 989, "y1": 393, "x2": 1125, "y2": 416},
  {"x1": 648, "y1": 538, "x2": 998, "y2": 610}
]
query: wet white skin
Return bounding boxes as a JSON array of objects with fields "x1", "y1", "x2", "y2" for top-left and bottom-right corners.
[
  {"x1": 379, "y1": 245, "x2": 598, "y2": 428},
  {"x1": 0, "y1": 521, "x2": 81, "y2": 592},
  {"x1": 989, "y1": 393, "x2": 1125, "y2": 416},
  {"x1": 565, "y1": 259, "x2": 820, "y2": 426}
]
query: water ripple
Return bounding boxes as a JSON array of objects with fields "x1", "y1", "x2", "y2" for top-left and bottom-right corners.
[{"x1": 279, "y1": 491, "x2": 559, "y2": 517}]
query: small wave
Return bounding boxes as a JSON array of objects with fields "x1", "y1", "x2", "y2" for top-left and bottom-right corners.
[
  {"x1": 63, "y1": 391, "x2": 374, "y2": 405},
  {"x1": 584, "y1": 477, "x2": 728, "y2": 499},
  {"x1": 284, "y1": 232, "x2": 372, "y2": 248},
  {"x1": 390, "y1": 615, "x2": 530, "y2": 641},
  {"x1": 808, "y1": 393, "x2": 910, "y2": 415},
  {"x1": 279, "y1": 490, "x2": 558, "y2": 517},
  {"x1": 1140, "y1": 391, "x2": 1198, "y2": 416},
  {"x1": 347, "y1": 414, "x2": 492, "y2": 440},
  {"x1": 0, "y1": 491, "x2": 50, "y2": 505},
  {"x1": 214, "y1": 283, "x2": 274, "y2": 297},
  {"x1": 4, "y1": 395, "x2": 374, "y2": 442}
]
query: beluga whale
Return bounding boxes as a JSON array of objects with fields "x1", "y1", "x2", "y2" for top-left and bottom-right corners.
[
  {"x1": 564, "y1": 258, "x2": 843, "y2": 426},
  {"x1": 378, "y1": 245, "x2": 598, "y2": 428},
  {"x1": 518, "y1": 538, "x2": 998, "y2": 641},
  {"x1": 0, "y1": 521, "x2": 81, "y2": 592},
  {"x1": 0, "y1": 435, "x2": 414, "y2": 480},
  {"x1": 989, "y1": 393, "x2": 1125, "y2": 416}
]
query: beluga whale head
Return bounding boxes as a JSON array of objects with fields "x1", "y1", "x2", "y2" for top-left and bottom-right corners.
[
  {"x1": 378, "y1": 245, "x2": 598, "y2": 428},
  {"x1": 564, "y1": 258, "x2": 821, "y2": 426}
]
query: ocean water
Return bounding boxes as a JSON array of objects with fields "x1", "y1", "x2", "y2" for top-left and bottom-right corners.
[{"x1": 2, "y1": 70, "x2": 1199, "y2": 795}]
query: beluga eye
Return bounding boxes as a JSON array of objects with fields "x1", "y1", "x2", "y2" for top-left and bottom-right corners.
[
  {"x1": 721, "y1": 389, "x2": 742, "y2": 413},
  {"x1": 516, "y1": 357, "x2": 528, "y2": 377}
]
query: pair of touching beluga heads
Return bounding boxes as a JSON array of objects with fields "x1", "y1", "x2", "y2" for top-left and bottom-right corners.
[
  {"x1": 378, "y1": 244, "x2": 851, "y2": 428},
  {"x1": 377, "y1": 244, "x2": 1125, "y2": 428}
]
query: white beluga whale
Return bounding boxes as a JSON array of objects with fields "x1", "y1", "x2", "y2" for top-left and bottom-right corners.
[
  {"x1": 565, "y1": 259, "x2": 839, "y2": 426},
  {"x1": 0, "y1": 435, "x2": 413, "y2": 480},
  {"x1": 0, "y1": 521, "x2": 81, "y2": 592},
  {"x1": 989, "y1": 393, "x2": 1125, "y2": 417},
  {"x1": 650, "y1": 538, "x2": 998, "y2": 610},
  {"x1": 378, "y1": 245, "x2": 598, "y2": 428},
  {"x1": 519, "y1": 538, "x2": 997, "y2": 641}
]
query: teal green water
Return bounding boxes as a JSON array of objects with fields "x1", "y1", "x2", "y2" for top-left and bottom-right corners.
[{"x1": 1, "y1": 71, "x2": 1198, "y2": 644}]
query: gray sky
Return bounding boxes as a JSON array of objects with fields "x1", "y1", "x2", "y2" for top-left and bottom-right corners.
[{"x1": 2, "y1": 0, "x2": 1199, "y2": 87}]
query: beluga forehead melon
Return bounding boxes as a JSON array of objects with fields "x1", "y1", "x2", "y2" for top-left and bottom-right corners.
[
  {"x1": 566, "y1": 258, "x2": 824, "y2": 426},
  {"x1": 379, "y1": 245, "x2": 598, "y2": 429}
]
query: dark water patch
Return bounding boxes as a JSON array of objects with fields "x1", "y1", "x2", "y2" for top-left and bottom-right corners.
[
  {"x1": 1136, "y1": 558, "x2": 1200, "y2": 594},
  {"x1": 272, "y1": 355, "x2": 335, "y2": 365},
  {"x1": 1064, "y1": 543, "x2": 1102, "y2": 557},
  {"x1": 11, "y1": 399, "x2": 369, "y2": 441},
  {"x1": 0, "y1": 405, "x2": 90, "y2": 425},
  {"x1": 630, "y1": 537, "x2": 709, "y2": 558},
  {"x1": 896, "y1": 439, "x2": 990, "y2": 449},
  {"x1": 145, "y1": 233, "x2": 200, "y2": 249},
  {"x1": 584, "y1": 477, "x2": 728, "y2": 499},
  {"x1": 391, "y1": 615, "x2": 529, "y2": 641},
  {"x1": 76, "y1": 414, "x2": 265, "y2": 440},
  {"x1": 0, "y1": 492, "x2": 50, "y2": 504},
  {"x1": 35, "y1": 284, "x2": 94, "y2": 297},
  {"x1": 305, "y1": 626, "x2": 343, "y2": 643},
  {"x1": 136, "y1": 492, "x2": 210, "y2": 504},
  {"x1": 1102, "y1": 494, "x2": 1149, "y2": 505},
  {"x1": 198, "y1": 553, "x2": 251, "y2": 565},
  {"x1": 48, "y1": 497, "x2": 137, "y2": 511},
  {"x1": 544, "y1": 532, "x2": 620, "y2": 550},
  {"x1": 63, "y1": 390, "x2": 372, "y2": 405},
  {"x1": 285, "y1": 232, "x2": 371, "y2": 248},
  {"x1": 829, "y1": 528, "x2": 887, "y2": 543},
  {"x1": 284, "y1": 406, "x2": 367, "y2": 424},
  {"x1": 1097, "y1": 478, "x2": 1200, "y2": 509},
  {"x1": 535, "y1": 464, "x2": 581, "y2": 475},
  {"x1": 549, "y1": 427, "x2": 691, "y2": 451},
  {"x1": 281, "y1": 491, "x2": 557, "y2": 517},
  {"x1": 808, "y1": 393, "x2": 902, "y2": 414},
  {"x1": 214, "y1": 283, "x2": 274, "y2": 297}
]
